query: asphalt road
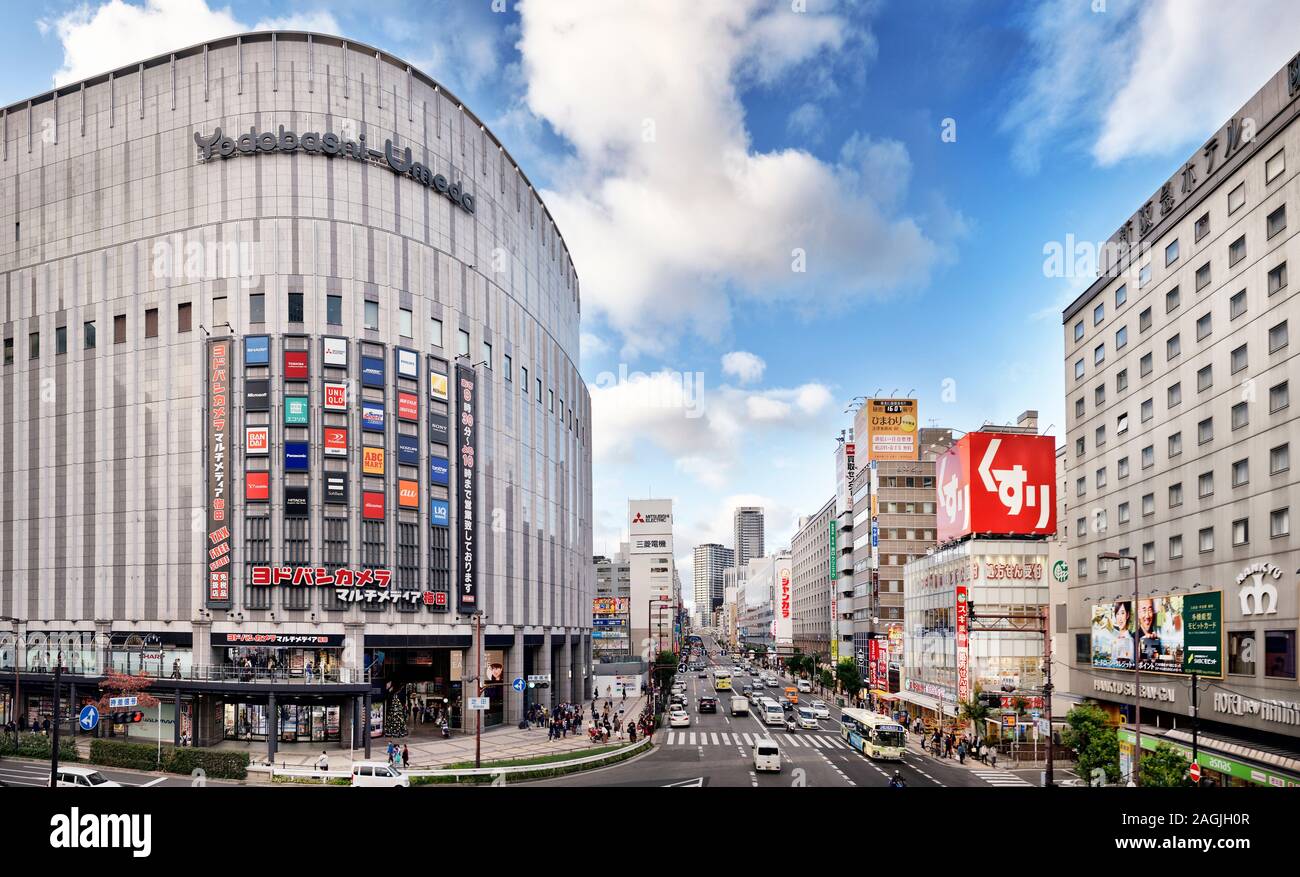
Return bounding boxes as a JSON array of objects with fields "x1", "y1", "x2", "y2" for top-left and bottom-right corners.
[
  {"x1": 531, "y1": 637, "x2": 1045, "y2": 788},
  {"x1": 0, "y1": 757, "x2": 237, "y2": 788}
]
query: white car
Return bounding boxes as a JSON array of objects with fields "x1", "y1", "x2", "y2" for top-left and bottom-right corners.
[
  {"x1": 54, "y1": 767, "x2": 120, "y2": 787},
  {"x1": 753, "y1": 739, "x2": 782, "y2": 772},
  {"x1": 796, "y1": 707, "x2": 819, "y2": 730},
  {"x1": 669, "y1": 710, "x2": 692, "y2": 728},
  {"x1": 809, "y1": 700, "x2": 830, "y2": 719},
  {"x1": 350, "y1": 762, "x2": 410, "y2": 788},
  {"x1": 796, "y1": 679, "x2": 813, "y2": 693}
]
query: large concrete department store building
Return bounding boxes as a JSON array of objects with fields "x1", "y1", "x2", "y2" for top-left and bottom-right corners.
[
  {"x1": 1062, "y1": 52, "x2": 1300, "y2": 782},
  {"x1": 0, "y1": 31, "x2": 594, "y2": 756}
]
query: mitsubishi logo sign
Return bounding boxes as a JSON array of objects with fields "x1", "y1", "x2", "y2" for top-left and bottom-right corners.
[{"x1": 633, "y1": 513, "x2": 644, "y2": 524}]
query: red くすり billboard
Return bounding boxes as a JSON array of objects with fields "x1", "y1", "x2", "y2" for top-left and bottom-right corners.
[{"x1": 936, "y1": 432, "x2": 1056, "y2": 544}]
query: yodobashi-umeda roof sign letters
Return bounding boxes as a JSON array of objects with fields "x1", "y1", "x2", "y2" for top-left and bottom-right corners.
[
  {"x1": 936, "y1": 432, "x2": 1056, "y2": 544},
  {"x1": 195, "y1": 125, "x2": 475, "y2": 214}
]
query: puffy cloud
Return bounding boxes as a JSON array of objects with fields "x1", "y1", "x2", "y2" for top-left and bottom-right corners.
[
  {"x1": 1003, "y1": 0, "x2": 1300, "y2": 171},
  {"x1": 517, "y1": 0, "x2": 949, "y2": 355},
  {"x1": 786, "y1": 102, "x2": 825, "y2": 142},
  {"x1": 745, "y1": 396, "x2": 790, "y2": 421},
  {"x1": 721, "y1": 351, "x2": 765, "y2": 384},
  {"x1": 38, "y1": 0, "x2": 344, "y2": 88}
]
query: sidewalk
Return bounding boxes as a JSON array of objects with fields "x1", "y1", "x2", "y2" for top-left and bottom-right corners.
[{"x1": 230, "y1": 695, "x2": 650, "y2": 771}]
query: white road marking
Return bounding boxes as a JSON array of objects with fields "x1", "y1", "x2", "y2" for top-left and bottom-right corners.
[{"x1": 141, "y1": 777, "x2": 167, "y2": 787}]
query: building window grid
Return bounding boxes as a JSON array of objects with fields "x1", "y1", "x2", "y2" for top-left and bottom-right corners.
[
  {"x1": 244, "y1": 516, "x2": 272, "y2": 610},
  {"x1": 283, "y1": 517, "x2": 311, "y2": 610}
]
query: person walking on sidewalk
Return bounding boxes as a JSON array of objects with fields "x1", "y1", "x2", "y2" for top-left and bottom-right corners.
[
  {"x1": 317, "y1": 751, "x2": 329, "y2": 773},
  {"x1": 401, "y1": 744, "x2": 409, "y2": 769},
  {"x1": 957, "y1": 739, "x2": 967, "y2": 764}
]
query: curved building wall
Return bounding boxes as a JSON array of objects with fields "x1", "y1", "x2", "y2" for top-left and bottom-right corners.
[{"x1": 0, "y1": 34, "x2": 593, "y2": 670}]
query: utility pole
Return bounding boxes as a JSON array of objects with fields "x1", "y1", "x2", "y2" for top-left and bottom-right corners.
[
  {"x1": 50, "y1": 654, "x2": 62, "y2": 787},
  {"x1": 474, "y1": 611, "x2": 483, "y2": 769},
  {"x1": 1191, "y1": 673, "x2": 1199, "y2": 784},
  {"x1": 1042, "y1": 605, "x2": 1054, "y2": 788}
]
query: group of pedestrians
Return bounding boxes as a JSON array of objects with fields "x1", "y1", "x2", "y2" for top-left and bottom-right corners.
[
  {"x1": 917, "y1": 727, "x2": 996, "y2": 766},
  {"x1": 385, "y1": 741, "x2": 411, "y2": 769},
  {"x1": 527, "y1": 701, "x2": 585, "y2": 741},
  {"x1": 3, "y1": 714, "x2": 50, "y2": 736}
]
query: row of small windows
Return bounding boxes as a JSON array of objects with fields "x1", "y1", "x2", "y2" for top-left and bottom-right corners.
[
  {"x1": 3, "y1": 304, "x2": 193, "y2": 362},
  {"x1": 1075, "y1": 296, "x2": 1288, "y2": 416},
  {"x1": 1077, "y1": 436, "x2": 1289, "y2": 504},
  {"x1": 1076, "y1": 507, "x2": 1290, "y2": 577},
  {"x1": 1073, "y1": 188, "x2": 1288, "y2": 348}
]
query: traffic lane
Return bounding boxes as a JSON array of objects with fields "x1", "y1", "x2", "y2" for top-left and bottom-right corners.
[
  {"x1": 0, "y1": 757, "x2": 230, "y2": 787},
  {"x1": 741, "y1": 711, "x2": 853, "y2": 788}
]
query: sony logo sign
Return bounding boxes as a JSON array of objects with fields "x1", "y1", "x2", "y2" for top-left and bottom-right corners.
[{"x1": 194, "y1": 126, "x2": 475, "y2": 214}]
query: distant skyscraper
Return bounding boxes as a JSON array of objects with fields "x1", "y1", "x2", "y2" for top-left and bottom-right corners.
[
  {"x1": 693, "y1": 543, "x2": 733, "y2": 613},
  {"x1": 733, "y1": 507, "x2": 765, "y2": 568}
]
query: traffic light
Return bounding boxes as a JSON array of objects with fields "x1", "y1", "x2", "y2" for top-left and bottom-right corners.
[{"x1": 109, "y1": 711, "x2": 144, "y2": 725}]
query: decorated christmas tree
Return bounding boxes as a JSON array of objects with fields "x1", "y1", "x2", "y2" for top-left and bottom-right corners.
[{"x1": 383, "y1": 695, "x2": 408, "y2": 738}]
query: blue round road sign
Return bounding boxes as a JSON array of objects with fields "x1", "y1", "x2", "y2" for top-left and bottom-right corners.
[
  {"x1": 79, "y1": 705, "x2": 99, "y2": 731},
  {"x1": 512, "y1": 677, "x2": 526, "y2": 692}
]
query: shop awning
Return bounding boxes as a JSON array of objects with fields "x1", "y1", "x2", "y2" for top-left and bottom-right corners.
[
  {"x1": 896, "y1": 689, "x2": 959, "y2": 717},
  {"x1": 871, "y1": 690, "x2": 899, "y2": 702}
]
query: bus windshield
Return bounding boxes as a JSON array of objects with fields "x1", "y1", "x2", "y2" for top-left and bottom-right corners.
[{"x1": 872, "y1": 726, "x2": 907, "y2": 749}]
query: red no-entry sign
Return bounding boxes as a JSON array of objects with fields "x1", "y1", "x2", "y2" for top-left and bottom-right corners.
[{"x1": 1190, "y1": 763, "x2": 1201, "y2": 783}]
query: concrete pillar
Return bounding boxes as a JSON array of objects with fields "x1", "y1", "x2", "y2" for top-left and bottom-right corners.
[
  {"x1": 537, "y1": 636, "x2": 553, "y2": 710},
  {"x1": 560, "y1": 633, "x2": 573, "y2": 706},
  {"x1": 583, "y1": 636, "x2": 593, "y2": 701},
  {"x1": 363, "y1": 691, "x2": 372, "y2": 759},
  {"x1": 344, "y1": 623, "x2": 366, "y2": 683},
  {"x1": 190, "y1": 620, "x2": 211, "y2": 673},
  {"x1": 570, "y1": 635, "x2": 582, "y2": 705},
  {"x1": 267, "y1": 693, "x2": 278, "y2": 763},
  {"x1": 461, "y1": 624, "x2": 482, "y2": 733},
  {"x1": 173, "y1": 690, "x2": 182, "y2": 746},
  {"x1": 505, "y1": 630, "x2": 524, "y2": 725}
]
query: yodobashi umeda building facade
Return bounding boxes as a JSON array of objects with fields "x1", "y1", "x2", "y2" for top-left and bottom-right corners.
[
  {"x1": 1062, "y1": 53, "x2": 1300, "y2": 785},
  {"x1": 0, "y1": 32, "x2": 594, "y2": 757}
]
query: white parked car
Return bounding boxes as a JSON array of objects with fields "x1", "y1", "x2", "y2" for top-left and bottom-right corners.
[
  {"x1": 753, "y1": 739, "x2": 782, "y2": 772},
  {"x1": 54, "y1": 767, "x2": 120, "y2": 787},
  {"x1": 350, "y1": 761, "x2": 410, "y2": 788},
  {"x1": 669, "y1": 710, "x2": 692, "y2": 728},
  {"x1": 809, "y1": 700, "x2": 830, "y2": 719}
]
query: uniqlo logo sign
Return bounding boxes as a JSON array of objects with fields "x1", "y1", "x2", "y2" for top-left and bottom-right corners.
[
  {"x1": 284, "y1": 350, "x2": 309, "y2": 380},
  {"x1": 363, "y1": 491, "x2": 385, "y2": 520},
  {"x1": 936, "y1": 432, "x2": 1056, "y2": 544},
  {"x1": 397, "y1": 391, "x2": 418, "y2": 422},
  {"x1": 323, "y1": 382, "x2": 347, "y2": 410}
]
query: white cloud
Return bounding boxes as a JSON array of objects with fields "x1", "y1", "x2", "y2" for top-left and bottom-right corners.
[
  {"x1": 517, "y1": 0, "x2": 950, "y2": 355},
  {"x1": 721, "y1": 351, "x2": 765, "y2": 384},
  {"x1": 580, "y1": 332, "x2": 610, "y2": 360},
  {"x1": 745, "y1": 396, "x2": 790, "y2": 421},
  {"x1": 1003, "y1": 0, "x2": 1300, "y2": 171},
  {"x1": 786, "y1": 102, "x2": 825, "y2": 142},
  {"x1": 38, "y1": 0, "x2": 343, "y2": 87},
  {"x1": 795, "y1": 383, "x2": 832, "y2": 415}
]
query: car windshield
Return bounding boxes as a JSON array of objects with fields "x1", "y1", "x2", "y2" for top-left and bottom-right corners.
[
  {"x1": 85, "y1": 772, "x2": 110, "y2": 785},
  {"x1": 757, "y1": 746, "x2": 778, "y2": 756}
]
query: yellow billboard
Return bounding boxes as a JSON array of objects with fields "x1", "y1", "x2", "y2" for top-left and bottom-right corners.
[{"x1": 866, "y1": 399, "x2": 918, "y2": 461}]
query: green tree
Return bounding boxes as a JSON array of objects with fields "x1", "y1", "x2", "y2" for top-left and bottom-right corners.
[
  {"x1": 835, "y1": 659, "x2": 861, "y2": 701},
  {"x1": 818, "y1": 668, "x2": 835, "y2": 691},
  {"x1": 1141, "y1": 742, "x2": 1192, "y2": 787},
  {"x1": 1060, "y1": 702, "x2": 1120, "y2": 785},
  {"x1": 651, "y1": 650, "x2": 677, "y2": 712},
  {"x1": 958, "y1": 696, "x2": 991, "y2": 743}
]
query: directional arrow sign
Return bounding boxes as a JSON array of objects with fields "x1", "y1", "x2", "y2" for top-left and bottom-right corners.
[
  {"x1": 78, "y1": 705, "x2": 100, "y2": 731},
  {"x1": 512, "y1": 677, "x2": 526, "y2": 693}
]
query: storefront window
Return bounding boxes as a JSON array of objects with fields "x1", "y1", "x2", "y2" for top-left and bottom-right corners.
[
  {"x1": 1228, "y1": 631, "x2": 1256, "y2": 676},
  {"x1": 1265, "y1": 630, "x2": 1296, "y2": 679}
]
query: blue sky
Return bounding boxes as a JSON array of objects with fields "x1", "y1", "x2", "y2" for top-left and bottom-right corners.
[{"x1": 8, "y1": 0, "x2": 1300, "y2": 606}]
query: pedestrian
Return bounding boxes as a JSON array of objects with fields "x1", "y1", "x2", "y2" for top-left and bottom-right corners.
[
  {"x1": 957, "y1": 740, "x2": 967, "y2": 764},
  {"x1": 401, "y1": 744, "x2": 409, "y2": 769},
  {"x1": 317, "y1": 750, "x2": 329, "y2": 772},
  {"x1": 171, "y1": 659, "x2": 182, "y2": 679},
  {"x1": 989, "y1": 746, "x2": 998, "y2": 768}
]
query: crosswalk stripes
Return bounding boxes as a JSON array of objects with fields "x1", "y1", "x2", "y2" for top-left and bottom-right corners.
[
  {"x1": 972, "y1": 770, "x2": 1033, "y2": 787},
  {"x1": 661, "y1": 729, "x2": 849, "y2": 749}
]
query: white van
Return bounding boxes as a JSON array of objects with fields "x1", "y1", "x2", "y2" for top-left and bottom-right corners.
[
  {"x1": 350, "y1": 761, "x2": 411, "y2": 787},
  {"x1": 753, "y1": 739, "x2": 782, "y2": 772},
  {"x1": 796, "y1": 679, "x2": 812, "y2": 693},
  {"x1": 730, "y1": 695, "x2": 750, "y2": 717},
  {"x1": 796, "y1": 707, "x2": 819, "y2": 729},
  {"x1": 762, "y1": 700, "x2": 785, "y2": 726},
  {"x1": 54, "y1": 767, "x2": 120, "y2": 787}
]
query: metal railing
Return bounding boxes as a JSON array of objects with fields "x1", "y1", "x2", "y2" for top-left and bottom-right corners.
[{"x1": 0, "y1": 662, "x2": 369, "y2": 685}]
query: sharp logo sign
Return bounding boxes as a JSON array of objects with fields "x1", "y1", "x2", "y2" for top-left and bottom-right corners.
[
  {"x1": 936, "y1": 432, "x2": 1056, "y2": 544},
  {"x1": 195, "y1": 126, "x2": 475, "y2": 214}
]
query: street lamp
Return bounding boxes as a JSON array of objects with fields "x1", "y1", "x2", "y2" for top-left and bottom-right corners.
[{"x1": 1100, "y1": 551, "x2": 1141, "y2": 787}]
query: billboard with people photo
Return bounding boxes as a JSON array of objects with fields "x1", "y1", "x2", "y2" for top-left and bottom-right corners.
[{"x1": 1091, "y1": 592, "x2": 1223, "y2": 678}]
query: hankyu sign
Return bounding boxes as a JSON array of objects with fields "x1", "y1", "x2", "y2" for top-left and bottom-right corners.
[
  {"x1": 1235, "y1": 562, "x2": 1282, "y2": 616},
  {"x1": 323, "y1": 381, "x2": 348, "y2": 411},
  {"x1": 206, "y1": 340, "x2": 233, "y2": 606},
  {"x1": 456, "y1": 363, "x2": 479, "y2": 613},
  {"x1": 936, "y1": 432, "x2": 1056, "y2": 543},
  {"x1": 196, "y1": 125, "x2": 476, "y2": 214},
  {"x1": 865, "y1": 399, "x2": 918, "y2": 461}
]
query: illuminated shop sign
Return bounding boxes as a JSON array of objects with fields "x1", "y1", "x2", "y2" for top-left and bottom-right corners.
[
  {"x1": 324, "y1": 381, "x2": 348, "y2": 411},
  {"x1": 430, "y1": 499, "x2": 450, "y2": 527},
  {"x1": 397, "y1": 391, "x2": 419, "y2": 422},
  {"x1": 284, "y1": 350, "x2": 309, "y2": 380},
  {"x1": 363, "y1": 491, "x2": 385, "y2": 520},
  {"x1": 430, "y1": 456, "x2": 449, "y2": 485},
  {"x1": 244, "y1": 426, "x2": 269, "y2": 455},
  {"x1": 362, "y1": 401, "x2": 385, "y2": 432},
  {"x1": 195, "y1": 126, "x2": 476, "y2": 214},
  {"x1": 429, "y1": 412, "x2": 449, "y2": 444},
  {"x1": 284, "y1": 395, "x2": 309, "y2": 426},
  {"x1": 363, "y1": 447, "x2": 385, "y2": 476},
  {"x1": 430, "y1": 371, "x2": 448, "y2": 401},
  {"x1": 325, "y1": 473, "x2": 348, "y2": 504},
  {"x1": 398, "y1": 479, "x2": 419, "y2": 508},
  {"x1": 206, "y1": 340, "x2": 233, "y2": 606},
  {"x1": 397, "y1": 434, "x2": 419, "y2": 466},
  {"x1": 245, "y1": 335, "x2": 270, "y2": 366},
  {"x1": 284, "y1": 442, "x2": 310, "y2": 471},
  {"x1": 455, "y1": 363, "x2": 478, "y2": 613},
  {"x1": 244, "y1": 379, "x2": 270, "y2": 412},
  {"x1": 285, "y1": 485, "x2": 309, "y2": 517},
  {"x1": 324, "y1": 427, "x2": 348, "y2": 457},
  {"x1": 361, "y1": 356, "x2": 385, "y2": 388},
  {"x1": 396, "y1": 348, "x2": 419, "y2": 379},
  {"x1": 245, "y1": 471, "x2": 269, "y2": 502},
  {"x1": 323, "y1": 336, "x2": 348, "y2": 368}
]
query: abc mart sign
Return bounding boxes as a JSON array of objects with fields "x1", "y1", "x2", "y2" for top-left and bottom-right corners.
[{"x1": 195, "y1": 125, "x2": 475, "y2": 214}]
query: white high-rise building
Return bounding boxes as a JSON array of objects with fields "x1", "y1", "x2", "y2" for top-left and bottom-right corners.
[{"x1": 629, "y1": 499, "x2": 675, "y2": 656}]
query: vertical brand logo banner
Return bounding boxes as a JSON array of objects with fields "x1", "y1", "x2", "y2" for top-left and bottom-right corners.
[
  {"x1": 956, "y1": 586, "x2": 971, "y2": 704},
  {"x1": 455, "y1": 363, "x2": 478, "y2": 613},
  {"x1": 207, "y1": 340, "x2": 233, "y2": 606}
]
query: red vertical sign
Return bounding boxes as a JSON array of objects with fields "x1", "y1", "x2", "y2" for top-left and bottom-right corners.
[{"x1": 956, "y1": 586, "x2": 971, "y2": 704}]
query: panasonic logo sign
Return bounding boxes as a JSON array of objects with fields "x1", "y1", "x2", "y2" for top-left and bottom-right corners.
[{"x1": 194, "y1": 126, "x2": 475, "y2": 214}]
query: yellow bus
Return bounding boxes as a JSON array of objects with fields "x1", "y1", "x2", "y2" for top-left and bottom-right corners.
[
  {"x1": 713, "y1": 669, "x2": 733, "y2": 692},
  {"x1": 840, "y1": 708, "x2": 907, "y2": 760}
]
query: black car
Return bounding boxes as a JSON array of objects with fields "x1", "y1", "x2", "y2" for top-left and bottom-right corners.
[
  {"x1": 741, "y1": 685, "x2": 753, "y2": 697},
  {"x1": 782, "y1": 699, "x2": 794, "y2": 713},
  {"x1": 698, "y1": 696, "x2": 718, "y2": 713}
]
